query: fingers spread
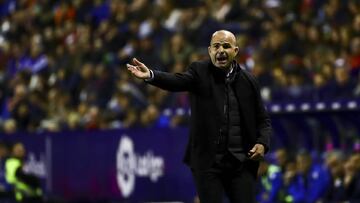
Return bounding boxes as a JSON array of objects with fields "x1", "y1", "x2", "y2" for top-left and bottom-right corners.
[
  {"x1": 133, "y1": 58, "x2": 143, "y2": 66},
  {"x1": 126, "y1": 64, "x2": 135, "y2": 69},
  {"x1": 126, "y1": 64, "x2": 137, "y2": 74}
]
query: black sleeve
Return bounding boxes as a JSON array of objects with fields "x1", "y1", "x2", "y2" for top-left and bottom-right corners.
[
  {"x1": 147, "y1": 62, "x2": 198, "y2": 92},
  {"x1": 243, "y1": 70, "x2": 272, "y2": 153}
]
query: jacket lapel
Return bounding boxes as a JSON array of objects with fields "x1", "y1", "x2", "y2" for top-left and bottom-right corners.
[{"x1": 209, "y1": 64, "x2": 226, "y2": 122}]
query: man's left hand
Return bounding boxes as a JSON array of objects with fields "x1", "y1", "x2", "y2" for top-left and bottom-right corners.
[{"x1": 248, "y1": 144, "x2": 265, "y2": 161}]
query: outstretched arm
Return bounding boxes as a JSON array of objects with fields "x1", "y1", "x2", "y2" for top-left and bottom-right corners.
[{"x1": 127, "y1": 58, "x2": 197, "y2": 92}]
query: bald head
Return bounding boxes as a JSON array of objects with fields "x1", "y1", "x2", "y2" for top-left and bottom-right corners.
[
  {"x1": 208, "y1": 30, "x2": 239, "y2": 69},
  {"x1": 210, "y1": 30, "x2": 237, "y2": 45}
]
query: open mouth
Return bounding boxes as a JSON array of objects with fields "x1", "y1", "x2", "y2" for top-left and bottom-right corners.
[{"x1": 216, "y1": 55, "x2": 228, "y2": 64}]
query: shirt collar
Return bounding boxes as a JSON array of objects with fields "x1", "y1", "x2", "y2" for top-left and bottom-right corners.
[{"x1": 226, "y1": 63, "x2": 235, "y2": 78}]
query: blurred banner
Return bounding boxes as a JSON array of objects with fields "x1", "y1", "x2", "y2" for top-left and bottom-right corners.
[{"x1": 0, "y1": 128, "x2": 196, "y2": 202}]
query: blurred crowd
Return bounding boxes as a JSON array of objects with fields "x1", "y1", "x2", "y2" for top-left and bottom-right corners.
[
  {"x1": 257, "y1": 148, "x2": 360, "y2": 203},
  {"x1": 0, "y1": 0, "x2": 360, "y2": 133}
]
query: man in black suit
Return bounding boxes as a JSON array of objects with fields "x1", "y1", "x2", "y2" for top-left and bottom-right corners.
[{"x1": 127, "y1": 30, "x2": 272, "y2": 203}]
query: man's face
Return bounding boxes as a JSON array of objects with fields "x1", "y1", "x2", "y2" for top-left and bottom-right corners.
[
  {"x1": 13, "y1": 143, "x2": 26, "y2": 159},
  {"x1": 296, "y1": 155, "x2": 311, "y2": 174},
  {"x1": 208, "y1": 31, "x2": 239, "y2": 69}
]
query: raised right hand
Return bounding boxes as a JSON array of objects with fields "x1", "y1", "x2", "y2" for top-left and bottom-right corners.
[{"x1": 126, "y1": 58, "x2": 151, "y2": 79}]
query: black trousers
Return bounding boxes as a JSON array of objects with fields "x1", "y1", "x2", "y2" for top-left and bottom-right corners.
[{"x1": 191, "y1": 153, "x2": 256, "y2": 203}]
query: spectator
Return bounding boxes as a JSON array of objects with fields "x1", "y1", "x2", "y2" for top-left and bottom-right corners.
[
  {"x1": 274, "y1": 148, "x2": 289, "y2": 173},
  {"x1": 257, "y1": 159, "x2": 283, "y2": 203},
  {"x1": 286, "y1": 151, "x2": 330, "y2": 203},
  {"x1": 342, "y1": 153, "x2": 360, "y2": 201},
  {"x1": 0, "y1": 141, "x2": 13, "y2": 202},
  {"x1": 2, "y1": 119, "x2": 17, "y2": 134},
  {"x1": 5, "y1": 142, "x2": 42, "y2": 202},
  {"x1": 322, "y1": 150, "x2": 346, "y2": 202}
]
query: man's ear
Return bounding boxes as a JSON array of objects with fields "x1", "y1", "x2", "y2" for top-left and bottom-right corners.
[
  {"x1": 208, "y1": 46, "x2": 211, "y2": 55},
  {"x1": 234, "y1": 46, "x2": 239, "y2": 55}
]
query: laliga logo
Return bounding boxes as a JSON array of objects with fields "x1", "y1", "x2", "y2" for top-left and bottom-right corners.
[
  {"x1": 23, "y1": 153, "x2": 46, "y2": 178},
  {"x1": 116, "y1": 136, "x2": 164, "y2": 198}
]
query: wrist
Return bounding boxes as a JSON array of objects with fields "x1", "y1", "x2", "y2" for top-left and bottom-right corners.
[{"x1": 144, "y1": 70, "x2": 154, "y2": 82}]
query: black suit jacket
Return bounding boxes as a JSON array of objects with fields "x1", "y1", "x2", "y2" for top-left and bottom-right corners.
[{"x1": 148, "y1": 60, "x2": 272, "y2": 175}]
